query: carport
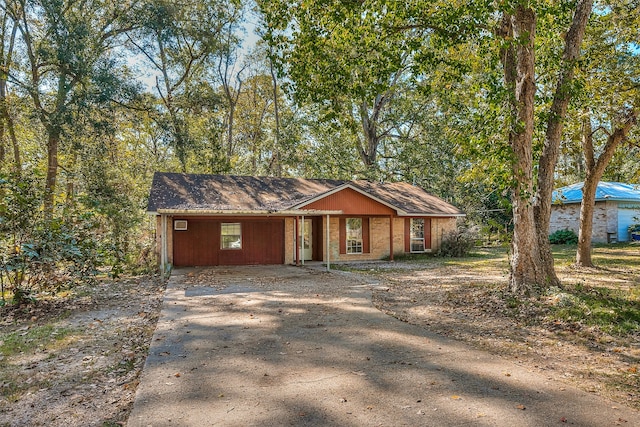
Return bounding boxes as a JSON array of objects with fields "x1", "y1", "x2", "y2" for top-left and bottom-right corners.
[{"x1": 157, "y1": 210, "x2": 339, "y2": 271}]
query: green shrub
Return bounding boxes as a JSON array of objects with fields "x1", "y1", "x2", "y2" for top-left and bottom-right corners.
[{"x1": 549, "y1": 229, "x2": 578, "y2": 244}]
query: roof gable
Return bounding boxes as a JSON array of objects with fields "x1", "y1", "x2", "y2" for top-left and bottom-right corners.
[
  {"x1": 147, "y1": 172, "x2": 464, "y2": 216},
  {"x1": 552, "y1": 182, "x2": 640, "y2": 204},
  {"x1": 302, "y1": 186, "x2": 396, "y2": 215}
]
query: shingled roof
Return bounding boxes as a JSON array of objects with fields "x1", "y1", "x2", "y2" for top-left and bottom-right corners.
[{"x1": 147, "y1": 172, "x2": 464, "y2": 216}]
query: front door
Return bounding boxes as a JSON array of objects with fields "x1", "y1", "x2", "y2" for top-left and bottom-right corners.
[{"x1": 302, "y1": 219, "x2": 313, "y2": 260}]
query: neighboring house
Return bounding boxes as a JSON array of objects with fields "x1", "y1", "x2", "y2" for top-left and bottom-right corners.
[
  {"x1": 550, "y1": 182, "x2": 640, "y2": 243},
  {"x1": 147, "y1": 172, "x2": 465, "y2": 269}
]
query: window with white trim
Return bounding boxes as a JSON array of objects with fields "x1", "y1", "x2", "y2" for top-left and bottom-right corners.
[
  {"x1": 410, "y1": 218, "x2": 426, "y2": 252},
  {"x1": 346, "y1": 218, "x2": 363, "y2": 254},
  {"x1": 221, "y1": 223, "x2": 242, "y2": 249}
]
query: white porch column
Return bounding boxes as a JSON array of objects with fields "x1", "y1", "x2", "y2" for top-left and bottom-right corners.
[
  {"x1": 295, "y1": 216, "x2": 300, "y2": 266},
  {"x1": 326, "y1": 214, "x2": 330, "y2": 271},
  {"x1": 301, "y1": 215, "x2": 305, "y2": 266},
  {"x1": 389, "y1": 214, "x2": 394, "y2": 261}
]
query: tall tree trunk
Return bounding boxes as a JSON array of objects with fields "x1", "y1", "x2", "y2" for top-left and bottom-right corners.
[
  {"x1": 0, "y1": 18, "x2": 20, "y2": 173},
  {"x1": 576, "y1": 109, "x2": 638, "y2": 266},
  {"x1": 534, "y1": 0, "x2": 593, "y2": 285},
  {"x1": 6, "y1": 105, "x2": 20, "y2": 174},
  {"x1": 44, "y1": 127, "x2": 60, "y2": 214},
  {"x1": 217, "y1": 41, "x2": 245, "y2": 166},
  {"x1": 155, "y1": 34, "x2": 188, "y2": 172},
  {"x1": 507, "y1": 7, "x2": 544, "y2": 294},
  {"x1": 359, "y1": 94, "x2": 389, "y2": 177},
  {"x1": 221, "y1": 74, "x2": 243, "y2": 164},
  {"x1": 269, "y1": 58, "x2": 282, "y2": 177},
  {"x1": 359, "y1": 105, "x2": 379, "y2": 170},
  {"x1": 500, "y1": 8, "x2": 547, "y2": 294},
  {"x1": 577, "y1": 115, "x2": 597, "y2": 266}
]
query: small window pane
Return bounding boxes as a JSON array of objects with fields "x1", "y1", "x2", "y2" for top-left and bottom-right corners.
[
  {"x1": 410, "y1": 218, "x2": 424, "y2": 239},
  {"x1": 346, "y1": 218, "x2": 363, "y2": 254},
  {"x1": 410, "y1": 218, "x2": 425, "y2": 253},
  {"x1": 411, "y1": 241, "x2": 425, "y2": 252},
  {"x1": 221, "y1": 223, "x2": 242, "y2": 249}
]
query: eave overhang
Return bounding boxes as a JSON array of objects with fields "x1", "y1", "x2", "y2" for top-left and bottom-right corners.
[
  {"x1": 151, "y1": 208, "x2": 344, "y2": 216},
  {"x1": 398, "y1": 212, "x2": 467, "y2": 217}
]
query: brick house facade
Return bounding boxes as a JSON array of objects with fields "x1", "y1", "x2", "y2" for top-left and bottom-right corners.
[{"x1": 148, "y1": 173, "x2": 464, "y2": 269}]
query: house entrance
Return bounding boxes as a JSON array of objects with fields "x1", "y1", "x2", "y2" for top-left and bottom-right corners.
[{"x1": 302, "y1": 219, "x2": 313, "y2": 260}]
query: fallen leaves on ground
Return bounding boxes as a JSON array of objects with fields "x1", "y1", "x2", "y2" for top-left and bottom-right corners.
[
  {"x1": 369, "y1": 261, "x2": 640, "y2": 410},
  {"x1": 0, "y1": 275, "x2": 165, "y2": 426}
]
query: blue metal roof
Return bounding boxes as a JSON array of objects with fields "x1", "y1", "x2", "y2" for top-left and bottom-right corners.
[{"x1": 552, "y1": 182, "x2": 640, "y2": 204}]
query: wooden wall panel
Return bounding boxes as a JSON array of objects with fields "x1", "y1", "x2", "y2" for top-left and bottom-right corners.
[
  {"x1": 305, "y1": 188, "x2": 395, "y2": 215},
  {"x1": 404, "y1": 218, "x2": 411, "y2": 253},
  {"x1": 172, "y1": 219, "x2": 219, "y2": 266},
  {"x1": 172, "y1": 218, "x2": 284, "y2": 266}
]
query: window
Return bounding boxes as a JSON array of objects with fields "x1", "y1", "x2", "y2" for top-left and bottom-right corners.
[
  {"x1": 410, "y1": 218, "x2": 425, "y2": 252},
  {"x1": 346, "y1": 218, "x2": 363, "y2": 254},
  {"x1": 221, "y1": 223, "x2": 242, "y2": 249}
]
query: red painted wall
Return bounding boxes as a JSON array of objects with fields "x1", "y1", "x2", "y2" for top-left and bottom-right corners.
[
  {"x1": 305, "y1": 188, "x2": 395, "y2": 215},
  {"x1": 172, "y1": 218, "x2": 284, "y2": 266}
]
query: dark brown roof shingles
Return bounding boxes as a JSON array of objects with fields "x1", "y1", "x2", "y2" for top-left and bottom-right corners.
[{"x1": 147, "y1": 172, "x2": 463, "y2": 216}]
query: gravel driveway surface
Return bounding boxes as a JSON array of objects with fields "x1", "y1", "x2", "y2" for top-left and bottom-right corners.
[{"x1": 128, "y1": 265, "x2": 639, "y2": 426}]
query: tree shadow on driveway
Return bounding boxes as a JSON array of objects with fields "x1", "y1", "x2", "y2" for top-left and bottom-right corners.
[{"x1": 128, "y1": 266, "x2": 638, "y2": 426}]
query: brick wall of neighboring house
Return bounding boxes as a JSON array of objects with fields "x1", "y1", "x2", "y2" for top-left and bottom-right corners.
[
  {"x1": 370, "y1": 217, "x2": 392, "y2": 256},
  {"x1": 549, "y1": 201, "x2": 618, "y2": 243}
]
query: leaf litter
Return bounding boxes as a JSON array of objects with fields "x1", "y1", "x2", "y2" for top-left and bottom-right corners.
[
  {"x1": 369, "y1": 261, "x2": 640, "y2": 410},
  {"x1": 0, "y1": 275, "x2": 165, "y2": 426}
]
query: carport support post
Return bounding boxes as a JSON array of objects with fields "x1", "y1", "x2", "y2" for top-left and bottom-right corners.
[
  {"x1": 326, "y1": 214, "x2": 330, "y2": 271},
  {"x1": 295, "y1": 216, "x2": 300, "y2": 266},
  {"x1": 160, "y1": 214, "x2": 167, "y2": 281},
  {"x1": 389, "y1": 214, "x2": 394, "y2": 261},
  {"x1": 301, "y1": 215, "x2": 305, "y2": 266}
]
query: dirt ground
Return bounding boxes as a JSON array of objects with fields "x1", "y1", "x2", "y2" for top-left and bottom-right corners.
[
  {"x1": 363, "y1": 259, "x2": 640, "y2": 410},
  {"x1": 0, "y1": 276, "x2": 165, "y2": 426},
  {"x1": 1, "y1": 253, "x2": 639, "y2": 425}
]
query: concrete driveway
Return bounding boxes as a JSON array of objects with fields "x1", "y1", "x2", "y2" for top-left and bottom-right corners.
[{"x1": 128, "y1": 266, "x2": 639, "y2": 426}]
